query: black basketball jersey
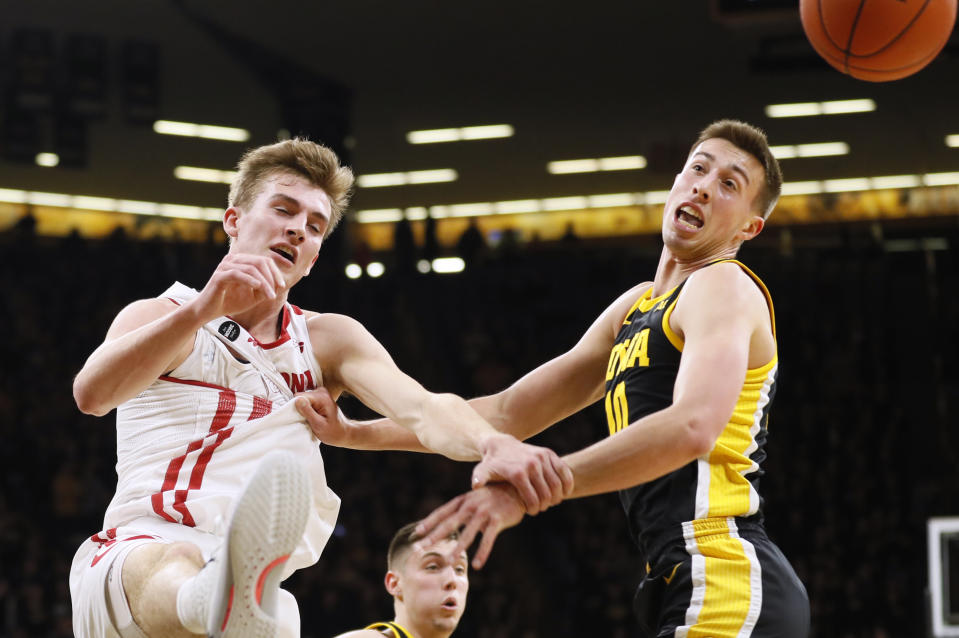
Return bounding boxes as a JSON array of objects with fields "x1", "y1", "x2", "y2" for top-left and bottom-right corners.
[{"x1": 603, "y1": 259, "x2": 778, "y2": 564}]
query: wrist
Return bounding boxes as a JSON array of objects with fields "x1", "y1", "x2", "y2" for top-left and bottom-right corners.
[{"x1": 477, "y1": 431, "x2": 514, "y2": 457}]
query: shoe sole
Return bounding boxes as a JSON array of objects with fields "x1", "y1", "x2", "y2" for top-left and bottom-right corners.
[{"x1": 207, "y1": 450, "x2": 311, "y2": 637}]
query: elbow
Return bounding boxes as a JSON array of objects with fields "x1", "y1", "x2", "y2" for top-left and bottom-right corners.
[
  {"x1": 681, "y1": 412, "x2": 722, "y2": 458},
  {"x1": 73, "y1": 377, "x2": 112, "y2": 417}
]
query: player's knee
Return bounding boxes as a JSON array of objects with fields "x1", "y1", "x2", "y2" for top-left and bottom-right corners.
[{"x1": 159, "y1": 541, "x2": 204, "y2": 567}]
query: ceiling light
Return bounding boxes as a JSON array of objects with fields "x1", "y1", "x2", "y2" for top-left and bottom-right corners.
[
  {"x1": 765, "y1": 99, "x2": 875, "y2": 118},
  {"x1": 780, "y1": 181, "x2": 823, "y2": 196},
  {"x1": 543, "y1": 196, "x2": 588, "y2": 211},
  {"x1": 588, "y1": 193, "x2": 637, "y2": 208},
  {"x1": 0, "y1": 189, "x2": 28, "y2": 203},
  {"x1": 153, "y1": 119, "x2": 250, "y2": 142},
  {"x1": 923, "y1": 172, "x2": 959, "y2": 186},
  {"x1": 495, "y1": 199, "x2": 541, "y2": 214},
  {"x1": 432, "y1": 257, "x2": 465, "y2": 273},
  {"x1": 548, "y1": 155, "x2": 646, "y2": 174},
  {"x1": 355, "y1": 209, "x2": 404, "y2": 223},
  {"x1": 28, "y1": 192, "x2": 71, "y2": 207},
  {"x1": 945, "y1": 135, "x2": 959, "y2": 148},
  {"x1": 449, "y1": 203, "x2": 493, "y2": 217},
  {"x1": 345, "y1": 264, "x2": 362, "y2": 279},
  {"x1": 73, "y1": 196, "x2": 117, "y2": 211},
  {"x1": 36, "y1": 152, "x2": 59, "y2": 167},
  {"x1": 174, "y1": 166, "x2": 237, "y2": 184},
  {"x1": 366, "y1": 262, "x2": 385, "y2": 278},
  {"x1": 871, "y1": 175, "x2": 921, "y2": 189},
  {"x1": 406, "y1": 124, "x2": 513, "y2": 144},
  {"x1": 823, "y1": 178, "x2": 871, "y2": 193},
  {"x1": 771, "y1": 142, "x2": 850, "y2": 159},
  {"x1": 357, "y1": 169, "x2": 458, "y2": 188}
]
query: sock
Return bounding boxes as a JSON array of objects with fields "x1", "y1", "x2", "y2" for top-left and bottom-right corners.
[{"x1": 176, "y1": 562, "x2": 217, "y2": 633}]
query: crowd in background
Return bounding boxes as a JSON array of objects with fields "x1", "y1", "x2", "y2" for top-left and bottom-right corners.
[{"x1": 1, "y1": 214, "x2": 957, "y2": 637}]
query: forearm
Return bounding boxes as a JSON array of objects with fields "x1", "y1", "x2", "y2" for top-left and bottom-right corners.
[
  {"x1": 411, "y1": 393, "x2": 503, "y2": 461},
  {"x1": 563, "y1": 405, "x2": 712, "y2": 499},
  {"x1": 338, "y1": 416, "x2": 431, "y2": 452},
  {"x1": 74, "y1": 303, "x2": 205, "y2": 415}
]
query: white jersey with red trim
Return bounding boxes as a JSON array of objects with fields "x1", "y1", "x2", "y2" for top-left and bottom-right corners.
[{"x1": 81, "y1": 282, "x2": 340, "y2": 577}]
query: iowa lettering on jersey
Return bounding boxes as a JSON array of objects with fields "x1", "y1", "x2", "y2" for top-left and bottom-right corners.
[
  {"x1": 604, "y1": 328, "x2": 651, "y2": 435},
  {"x1": 282, "y1": 370, "x2": 316, "y2": 393}
]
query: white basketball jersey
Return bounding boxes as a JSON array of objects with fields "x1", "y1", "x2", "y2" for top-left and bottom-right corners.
[{"x1": 94, "y1": 282, "x2": 340, "y2": 577}]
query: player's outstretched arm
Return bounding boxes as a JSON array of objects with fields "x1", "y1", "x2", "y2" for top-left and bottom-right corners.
[
  {"x1": 299, "y1": 283, "x2": 646, "y2": 451},
  {"x1": 73, "y1": 252, "x2": 286, "y2": 416},
  {"x1": 308, "y1": 312, "x2": 571, "y2": 513},
  {"x1": 416, "y1": 266, "x2": 772, "y2": 565}
]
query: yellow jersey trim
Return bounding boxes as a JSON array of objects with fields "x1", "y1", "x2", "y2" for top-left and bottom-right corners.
[{"x1": 364, "y1": 622, "x2": 415, "y2": 638}]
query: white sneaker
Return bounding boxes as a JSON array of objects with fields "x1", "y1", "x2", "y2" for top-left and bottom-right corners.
[{"x1": 204, "y1": 450, "x2": 312, "y2": 637}]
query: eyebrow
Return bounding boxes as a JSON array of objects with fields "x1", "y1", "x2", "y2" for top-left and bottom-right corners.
[
  {"x1": 270, "y1": 193, "x2": 330, "y2": 223},
  {"x1": 692, "y1": 151, "x2": 751, "y2": 186},
  {"x1": 420, "y1": 551, "x2": 468, "y2": 565}
]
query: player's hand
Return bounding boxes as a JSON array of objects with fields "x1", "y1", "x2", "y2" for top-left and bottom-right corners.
[
  {"x1": 471, "y1": 434, "x2": 573, "y2": 515},
  {"x1": 415, "y1": 483, "x2": 525, "y2": 570},
  {"x1": 294, "y1": 388, "x2": 353, "y2": 446},
  {"x1": 192, "y1": 253, "x2": 287, "y2": 321}
]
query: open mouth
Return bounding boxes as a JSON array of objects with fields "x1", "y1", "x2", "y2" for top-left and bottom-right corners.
[
  {"x1": 271, "y1": 246, "x2": 296, "y2": 264},
  {"x1": 675, "y1": 205, "x2": 703, "y2": 229},
  {"x1": 441, "y1": 596, "x2": 458, "y2": 610}
]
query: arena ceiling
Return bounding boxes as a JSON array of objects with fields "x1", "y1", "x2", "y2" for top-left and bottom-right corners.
[{"x1": 2, "y1": 0, "x2": 959, "y2": 232}]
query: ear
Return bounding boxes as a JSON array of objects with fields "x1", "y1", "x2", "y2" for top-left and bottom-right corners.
[
  {"x1": 385, "y1": 571, "x2": 402, "y2": 600},
  {"x1": 223, "y1": 207, "x2": 240, "y2": 239},
  {"x1": 738, "y1": 214, "x2": 764, "y2": 241}
]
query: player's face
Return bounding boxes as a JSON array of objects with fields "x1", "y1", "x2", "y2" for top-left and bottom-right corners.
[
  {"x1": 662, "y1": 137, "x2": 766, "y2": 259},
  {"x1": 228, "y1": 172, "x2": 332, "y2": 288},
  {"x1": 395, "y1": 538, "x2": 469, "y2": 634}
]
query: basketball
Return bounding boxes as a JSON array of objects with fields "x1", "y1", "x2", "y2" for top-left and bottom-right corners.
[{"x1": 800, "y1": 0, "x2": 958, "y2": 81}]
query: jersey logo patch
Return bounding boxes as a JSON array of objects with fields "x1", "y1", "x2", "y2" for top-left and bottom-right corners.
[{"x1": 218, "y1": 321, "x2": 241, "y2": 342}]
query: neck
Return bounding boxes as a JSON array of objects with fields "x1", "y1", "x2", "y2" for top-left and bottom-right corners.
[
  {"x1": 228, "y1": 293, "x2": 289, "y2": 343},
  {"x1": 393, "y1": 610, "x2": 452, "y2": 638},
  {"x1": 652, "y1": 244, "x2": 739, "y2": 296}
]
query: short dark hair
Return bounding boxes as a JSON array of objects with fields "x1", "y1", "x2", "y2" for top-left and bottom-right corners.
[
  {"x1": 387, "y1": 522, "x2": 460, "y2": 571},
  {"x1": 691, "y1": 120, "x2": 782, "y2": 219}
]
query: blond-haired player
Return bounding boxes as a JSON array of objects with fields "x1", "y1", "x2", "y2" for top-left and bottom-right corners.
[{"x1": 70, "y1": 138, "x2": 572, "y2": 638}]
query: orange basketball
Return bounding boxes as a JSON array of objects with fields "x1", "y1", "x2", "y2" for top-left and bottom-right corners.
[{"x1": 800, "y1": 0, "x2": 958, "y2": 81}]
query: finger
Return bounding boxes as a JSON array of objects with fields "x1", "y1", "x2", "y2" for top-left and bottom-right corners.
[
  {"x1": 300, "y1": 387, "x2": 333, "y2": 413},
  {"x1": 264, "y1": 256, "x2": 287, "y2": 291},
  {"x1": 237, "y1": 261, "x2": 278, "y2": 299},
  {"x1": 471, "y1": 464, "x2": 492, "y2": 490},
  {"x1": 525, "y1": 463, "x2": 553, "y2": 515},
  {"x1": 455, "y1": 510, "x2": 488, "y2": 564},
  {"x1": 252, "y1": 255, "x2": 285, "y2": 296},
  {"x1": 415, "y1": 495, "x2": 466, "y2": 545},
  {"x1": 508, "y1": 474, "x2": 539, "y2": 515},
  {"x1": 471, "y1": 520, "x2": 503, "y2": 569},
  {"x1": 224, "y1": 262, "x2": 275, "y2": 298}
]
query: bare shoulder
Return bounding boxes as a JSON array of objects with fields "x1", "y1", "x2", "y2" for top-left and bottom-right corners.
[
  {"x1": 305, "y1": 311, "x2": 368, "y2": 341},
  {"x1": 675, "y1": 262, "x2": 770, "y2": 328},
  {"x1": 605, "y1": 281, "x2": 654, "y2": 323},
  {"x1": 686, "y1": 262, "x2": 764, "y2": 302}
]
